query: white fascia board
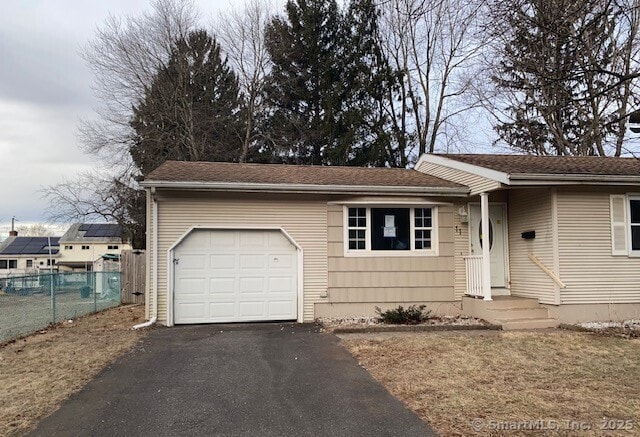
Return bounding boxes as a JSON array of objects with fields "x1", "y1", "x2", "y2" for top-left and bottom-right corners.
[
  {"x1": 417, "y1": 154, "x2": 512, "y2": 185},
  {"x1": 140, "y1": 180, "x2": 470, "y2": 197},
  {"x1": 509, "y1": 173, "x2": 640, "y2": 185}
]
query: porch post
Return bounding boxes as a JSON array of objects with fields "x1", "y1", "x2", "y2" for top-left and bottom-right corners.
[{"x1": 480, "y1": 192, "x2": 492, "y2": 301}]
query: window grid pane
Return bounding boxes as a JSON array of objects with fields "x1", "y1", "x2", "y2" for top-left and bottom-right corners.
[
  {"x1": 632, "y1": 225, "x2": 640, "y2": 251},
  {"x1": 414, "y1": 208, "x2": 433, "y2": 250},
  {"x1": 631, "y1": 200, "x2": 640, "y2": 224},
  {"x1": 347, "y1": 208, "x2": 367, "y2": 250}
]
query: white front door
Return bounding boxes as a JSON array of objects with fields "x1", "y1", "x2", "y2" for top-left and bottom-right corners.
[
  {"x1": 469, "y1": 204, "x2": 507, "y2": 288},
  {"x1": 173, "y1": 229, "x2": 298, "y2": 324}
]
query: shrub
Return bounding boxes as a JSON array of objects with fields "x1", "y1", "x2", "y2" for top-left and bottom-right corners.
[{"x1": 375, "y1": 304, "x2": 432, "y2": 325}]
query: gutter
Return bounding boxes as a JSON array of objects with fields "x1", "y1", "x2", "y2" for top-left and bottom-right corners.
[
  {"x1": 139, "y1": 180, "x2": 470, "y2": 197},
  {"x1": 133, "y1": 187, "x2": 158, "y2": 330},
  {"x1": 508, "y1": 173, "x2": 640, "y2": 184}
]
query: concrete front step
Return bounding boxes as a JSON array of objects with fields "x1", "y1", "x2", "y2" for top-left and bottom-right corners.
[
  {"x1": 476, "y1": 296, "x2": 541, "y2": 310},
  {"x1": 462, "y1": 296, "x2": 560, "y2": 330},
  {"x1": 497, "y1": 318, "x2": 560, "y2": 331},
  {"x1": 486, "y1": 307, "x2": 549, "y2": 320}
]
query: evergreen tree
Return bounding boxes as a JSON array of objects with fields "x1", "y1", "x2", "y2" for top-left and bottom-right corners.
[
  {"x1": 130, "y1": 30, "x2": 244, "y2": 174},
  {"x1": 491, "y1": 0, "x2": 640, "y2": 156},
  {"x1": 263, "y1": 0, "x2": 394, "y2": 166}
]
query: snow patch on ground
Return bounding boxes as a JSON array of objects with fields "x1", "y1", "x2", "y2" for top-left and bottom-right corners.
[{"x1": 578, "y1": 319, "x2": 640, "y2": 331}]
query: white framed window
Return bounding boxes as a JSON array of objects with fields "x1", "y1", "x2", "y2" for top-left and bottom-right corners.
[
  {"x1": 65, "y1": 245, "x2": 73, "y2": 250},
  {"x1": 107, "y1": 245, "x2": 119, "y2": 250},
  {"x1": 82, "y1": 245, "x2": 90, "y2": 250},
  {"x1": 347, "y1": 208, "x2": 367, "y2": 250},
  {"x1": 630, "y1": 196, "x2": 640, "y2": 253},
  {"x1": 610, "y1": 194, "x2": 640, "y2": 256},
  {"x1": 26, "y1": 259, "x2": 33, "y2": 268},
  {"x1": 344, "y1": 205, "x2": 438, "y2": 256}
]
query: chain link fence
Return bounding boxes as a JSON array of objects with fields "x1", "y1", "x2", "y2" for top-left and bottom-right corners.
[{"x1": 0, "y1": 272, "x2": 122, "y2": 343}]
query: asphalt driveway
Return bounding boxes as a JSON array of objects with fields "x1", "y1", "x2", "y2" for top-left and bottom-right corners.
[{"x1": 30, "y1": 323, "x2": 435, "y2": 436}]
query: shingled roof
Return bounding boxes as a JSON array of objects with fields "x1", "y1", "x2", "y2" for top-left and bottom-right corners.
[
  {"x1": 437, "y1": 154, "x2": 640, "y2": 176},
  {"x1": 143, "y1": 161, "x2": 467, "y2": 194}
]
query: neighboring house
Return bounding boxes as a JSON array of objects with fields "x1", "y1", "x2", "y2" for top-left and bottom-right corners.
[
  {"x1": 139, "y1": 155, "x2": 640, "y2": 328},
  {"x1": 57, "y1": 224, "x2": 131, "y2": 272},
  {"x1": 0, "y1": 235, "x2": 60, "y2": 277}
]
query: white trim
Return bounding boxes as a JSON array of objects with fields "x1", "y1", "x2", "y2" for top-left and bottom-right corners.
[
  {"x1": 134, "y1": 188, "x2": 158, "y2": 329},
  {"x1": 480, "y1": 193, "x2": 492, "y2": 300},
  {"x1": 141, "y1": 180, "x2": 470, "y2": 196},
  {"x1": 628, "y1": 194, "x2": 640, "y2": 257},
  {"x1": 166, "y1": 226, "x2": 304, "y2": 326},
  {"x1": 328, "y1": 199, "x2": 452, "y2": 206},
  {"x1": 551, "y1": 189, "x2": 561, "y2": 304},
  {"x1": 417, "y1": 154, "x2": 640, "y2": 187},
  {"x1": 342, "y1": 205, "x2": 440, "y2": 257},
  {"x1": 509, "y1": 174, "x2": 640, "y2": 184},
  {"x1": 468, "y1": 201, "x2": 509, "y2": 289},
  {"x1": 417, "y1": 154, "x2": 511, "y2": 185}
]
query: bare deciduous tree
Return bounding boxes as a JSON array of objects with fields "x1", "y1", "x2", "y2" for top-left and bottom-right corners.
[
  {"x1": 42, "y1": 166, "x2": 146, "y2": 247},
  {"x1": 79, "y1": 0, "x2": 199, "y2": 163},
  {"x1": 16, "y1": 224, "x2": 57, "y2": 237},
  {"x1": 45, "y1": 0, "x2": 200, "y2": 247},
  {"x1": 487, "y1": 0, "x2": 640, "y2": 156},
  {"x1": 215, "y1": 0, "x2": 278, "y2": 162},
  {"x1": 379, "y1": 0, "x2": 488, "y2": 160}
]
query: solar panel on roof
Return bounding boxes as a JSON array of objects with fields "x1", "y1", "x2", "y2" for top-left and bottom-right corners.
[{"x1": 0, "y1": 237, "x2": 58, "y2": 255}]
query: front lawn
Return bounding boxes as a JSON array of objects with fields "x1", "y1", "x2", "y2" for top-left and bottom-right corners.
[
  {"x1": 342, "y1": 331, "x2": 640, "y2": 436},
  {"x1": 0, "y1": 304, "x2": 147, "y2": 436}
]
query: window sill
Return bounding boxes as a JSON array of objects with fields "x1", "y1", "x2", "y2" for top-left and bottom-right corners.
[{"x1": 344, "y1": 249, "x2": 439, "y2": 258}]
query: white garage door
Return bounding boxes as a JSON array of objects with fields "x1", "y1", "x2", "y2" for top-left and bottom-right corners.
[{"x1": 173, "y1": 229, "x2": 298, "y2": 324}]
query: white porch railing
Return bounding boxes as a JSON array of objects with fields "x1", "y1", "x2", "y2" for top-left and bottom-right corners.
[{"x1": 464, "y1": 255, "x2": 484, "y2": 298}]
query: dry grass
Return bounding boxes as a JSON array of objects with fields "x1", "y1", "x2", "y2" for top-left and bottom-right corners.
[
  {"x1": 0, "y1": 304, "x2": 148, "y2": 436},
  {"x1": 342, "y1": 331, "x2": 640, "y2": 436}
]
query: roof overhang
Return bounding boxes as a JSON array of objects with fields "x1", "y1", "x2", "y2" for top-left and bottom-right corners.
[
  {"x1": 140, "y1": 180, "x2": 470, "y2": 197},
  {"x1": 508, "y1": 173, "x2": 640, "y2": 185},
  {"x1": 419, "y1": 154, "x2": 640, "y2": 188}
]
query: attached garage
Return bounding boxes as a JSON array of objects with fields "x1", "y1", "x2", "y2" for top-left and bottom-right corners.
[
  {"x1": 140, "y1": 160, "x2": 469, "y2": 327},
  {"x1": 172, "y1": 228, "x2": 301, "y2": 324}
]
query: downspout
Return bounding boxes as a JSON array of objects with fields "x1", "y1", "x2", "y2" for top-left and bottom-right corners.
[{"x1": 133, "y1": 187, "x2": 158, "y2": 329}]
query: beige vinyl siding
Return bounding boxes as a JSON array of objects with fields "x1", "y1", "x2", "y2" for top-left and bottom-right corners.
[
  {"x1": 154, "y1": 191, "x2": 328, "y2": 324},
  {"x1": 327, "y1": 204, "x2": 455, "y2": 303},
  {"x1": 507, "y1": 188, "x2": 558, "y2": 304},
  {"x1": 416, "y1": 161, "x2": 501, "y2": 195},
  {"x1": 557, "y1": 188, "x2": 640, "y2": 303}
]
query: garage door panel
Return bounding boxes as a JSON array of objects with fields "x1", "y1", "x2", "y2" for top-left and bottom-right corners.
[
  {"x1": 239, "y1": 277, "x2": 264, "y2": 293},
  {"x1": 174, "y1": 229, "x2": 297, "y2": 324},
  {"x1": 210, "y1": 277, "x2": 236, "y2": 294},
  {"x1": 209, "y1": 302, "x2": 235, "y2": 318},
  {"x1": 210, "y1": 254, "x2": 236, "y2": 269},
  {"x1": 269, "y1": 254, "x2": 293, "y2": 269},
  {"x1": 240, "y1": 254, "x2": 266, "y2": 269},
  {"x1": 268, "y1": 301, "x2": 295, "y2": 317},
  {"x1": 268, "y1": 276, "x2": 294, "y2": 293},
  {"x1": 175, "y1": 302, "x2": 207, "y2": 320},
  {"x1": 180, "y1": 253, "x2": 207, "y2": 269},
  {"x1": 211, "y1": 232, "x2": 236, "y2": 248},
  {"x1": 177, "y1": 278, "x2": 207, "y2": 295},
  {"x1": 239, "y1": 301, "x2": 265, "y2": 317},
  {"x1": 240, "y1": 231, "x2": 269, "y2": 248}
]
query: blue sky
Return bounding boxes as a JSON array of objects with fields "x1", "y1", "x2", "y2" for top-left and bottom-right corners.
[{"x1": 0, "y1": 0, "x2": 246, "y2": 228}]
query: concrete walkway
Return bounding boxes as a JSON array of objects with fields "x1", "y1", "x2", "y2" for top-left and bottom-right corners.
[{"x1": 30, "y1": 323, "x2": 435, "y2": 437}]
